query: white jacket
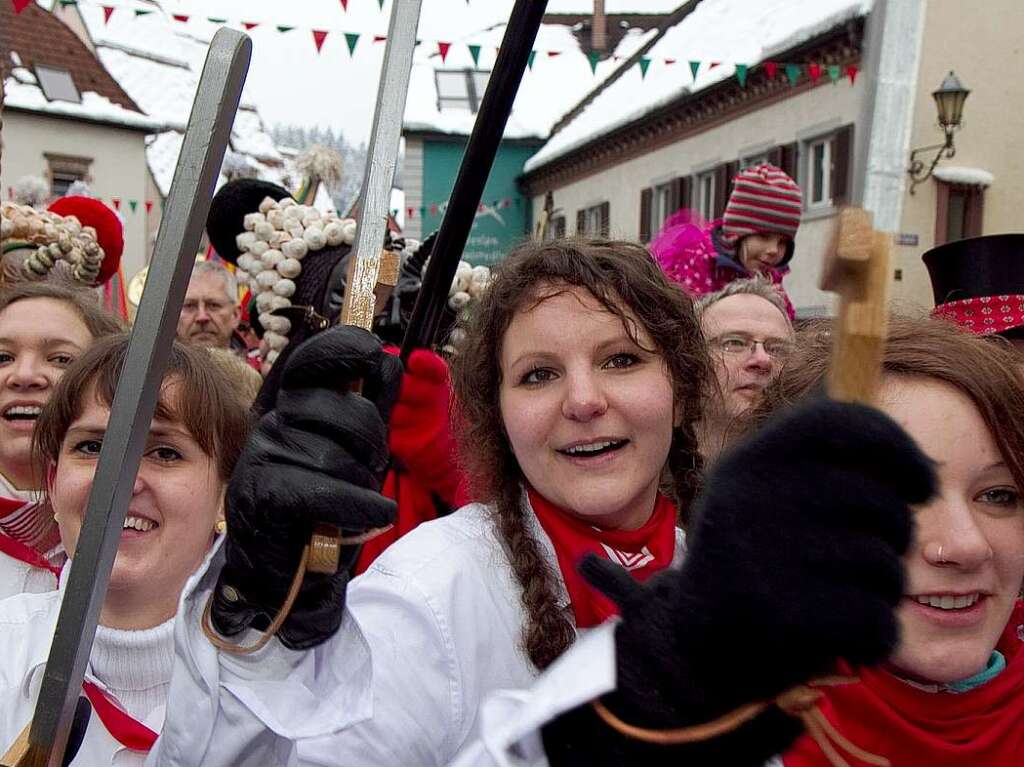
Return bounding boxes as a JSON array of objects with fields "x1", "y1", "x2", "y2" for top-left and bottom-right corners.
[{"x1": 149, "y1": 501, "x2": 686, "y2": 767}]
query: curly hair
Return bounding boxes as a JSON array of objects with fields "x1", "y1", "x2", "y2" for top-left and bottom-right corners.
[{"x1": 449, "y1": 237, "x2": 711, "y2": 669}]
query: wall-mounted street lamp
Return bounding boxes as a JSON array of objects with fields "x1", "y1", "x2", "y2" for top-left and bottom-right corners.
[{"x1": 908, "y1": 71, "x2": 971, "y2": 194}]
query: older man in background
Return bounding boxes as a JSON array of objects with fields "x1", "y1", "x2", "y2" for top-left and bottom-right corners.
[
  {"x1": 696, "y1": 276, "x2": 794, "y2": 462},
  {"x1": 176, "y1": 261, "x2": 241, "y2": 350}
]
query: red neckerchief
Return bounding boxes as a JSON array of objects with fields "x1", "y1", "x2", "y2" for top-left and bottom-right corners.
[
  {"x1": 528, "y1": 487, "x2": 677, "y2": 629},
  {"x1": 784, "y1": 600, "x2": 1024, "y2": 767},
  {"x1": 0, "y1": 531, "x2": 61, "y2": 583},
  {"x1": 82, "y1": 681, "x2": 158, "y2": 753}
]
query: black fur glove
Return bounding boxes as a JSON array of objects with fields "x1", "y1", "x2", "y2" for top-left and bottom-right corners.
[
  {"x1": 543, "y1": 398, "x2": 937, "y2": 766},
  {"x1": 211, "y1": 326, "x2": 402, "y2": 650}
]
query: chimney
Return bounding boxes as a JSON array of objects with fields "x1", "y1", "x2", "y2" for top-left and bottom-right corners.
[{"x1": 591, "y1": 0, "x2": 607, "y2": 53}]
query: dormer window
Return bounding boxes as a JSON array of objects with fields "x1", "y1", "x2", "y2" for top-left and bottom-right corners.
[
  {"x1": 35, "y1": 65, "x2": 80, "y2": 103},
  {"x1": 435, "y1": 69, "x2": 490, "y2": 113}
]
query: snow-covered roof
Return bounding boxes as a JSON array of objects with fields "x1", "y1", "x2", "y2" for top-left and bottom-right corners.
[
  {"x1": 525, "y1": 0, "x2": 872, "y2": 172},
  {"x1": 3, "y1": 63, "x2": 162, "y2": 131},
  {"x1": 933, "y1": 165, "x2": 994, "y2": 188},
  {"x1": 545, "y1": 1, "x2": 681, "y2": 13},
  {"x1": 403, "y1": 22, "x2": 656, "y2": 140},
  {"x1": 72, "y1": 1, "x2": 288, "y2": 197}
]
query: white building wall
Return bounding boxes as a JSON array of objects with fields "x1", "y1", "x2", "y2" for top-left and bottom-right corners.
[
  {"x1": 403, "y1": 137, "x2": 424, "y2": 240},
  {"x1": 1, "y1": 110, "x2": 151, "y2": 279},
  {"x1": 532, "y1": 77, "x2": 867, "y2": 315}
]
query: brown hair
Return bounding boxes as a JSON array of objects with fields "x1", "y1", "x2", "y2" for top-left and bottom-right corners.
[
  {"x1": 755, "y1": 316, "x2": 1024, "y2": 489},
  {"x1": 34, "y1": 334, "x2": 252, "y2": 483},
  {"x1": 0, "y1": 281, "x2": 126, "y2": 339},
  {"x1": 450, "y1": 237, "x2": 710, "y2": 669}
]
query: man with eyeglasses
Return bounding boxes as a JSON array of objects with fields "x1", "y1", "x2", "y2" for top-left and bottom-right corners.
[
  {"x1": 695, "y1": 276, "x2": 794, "y2": 461},
  {"x1": 176, "y1": 260, "x2": 243, "y2": 351}
]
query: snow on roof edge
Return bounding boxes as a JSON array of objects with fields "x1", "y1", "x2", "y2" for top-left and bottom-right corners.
[{"x1": 933, "y1": 166, "x2": 995, "y2": 187}]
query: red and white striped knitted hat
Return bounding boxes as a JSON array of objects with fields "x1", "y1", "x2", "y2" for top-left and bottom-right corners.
[{"x1": 722, "y1": 164, "x2": 803, "y2": 248}]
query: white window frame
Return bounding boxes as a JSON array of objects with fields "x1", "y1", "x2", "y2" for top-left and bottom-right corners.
[
  {"x1": 695, "y1": 171, "x2": 715, "y2": 222},
  {"x1": 651, "y1": 181, "x2": 673, "y2": 234},
  {"x1": 435, "y1": 68, "x2": 491, "y2": 113},
  {"x1": 805, "y1": 136, "x2": 832, "y2": 209},
  {"x1": 583, "y1": 204, "x2": 603, "y2": 236}
]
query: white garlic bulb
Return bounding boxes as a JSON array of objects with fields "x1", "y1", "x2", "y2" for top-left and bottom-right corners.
[
  {"x1": 341, "y1": 220, "x2": 357, "y2": 245},
  {"x1": 449, "y1": 291, "x2": 471, "y2": 311},
  {"x1": 269, "y1": 295, "x2": 290, "y2": 311},
  {"x1": 248, "y1": 240, "x2": 269, "y2": 258},
  {"x1": 277, "y1": 257, "x2": 301, "y2": 279},
  {"x1": 237, "y1": 254, "x2": 255, "y2": 272},
  {"x1": 256, "y1": 270, "x2": 278, "y2": 288},
  {"x1": 254, "y1": 221, "x2": 274, "y2": 242},
  {"x1": 235, "y1": 231, "x2": 257, "y2": 251},
  {"x1": 258, "y1": 196, "x2": 278, "y2": 214},
  {"x1": 243, "y1": 212, "x2": 264, "y2": 231},
  {"x1": 255, "y1": 292, "x2": 274, "y2": 312},
  {"x1": 267, "y1": 209, "x2": 285, "y2": 229},
  {"x1": 282, "y1": 239, "x2": 308, "y2": 260},
  {"x1": 303, "y1": 226, "x2": 326, "y2": 250},
  {"x1": 273, "y1": 278, "x2": 296, "y2": 297},
  {"x1": 260, "y1": 249, "x2": 284, "y2": 269},
  {"x1": 323, "y1": 222, "x2": 344, "y2": 247},
  {"x1": 265, "y1": 331, "x2": 288, "y2": 351}
]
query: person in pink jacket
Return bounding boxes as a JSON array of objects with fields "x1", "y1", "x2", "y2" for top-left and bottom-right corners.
[{"x1": 650, "y1": 164, "x2": 802, "y2": 318}]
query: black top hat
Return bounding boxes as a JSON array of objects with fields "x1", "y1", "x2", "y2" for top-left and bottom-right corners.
[{"x1": 922, "y1": 234, "x2": 1024, "y2": 306}]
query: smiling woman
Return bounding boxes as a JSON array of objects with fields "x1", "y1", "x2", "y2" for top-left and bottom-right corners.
[
  {"x1": 0, "y1": 282, "x2": 123, "y2": 599},
  {"x1": 0, "y1": 334, "x2": 251, "y2": 765}
]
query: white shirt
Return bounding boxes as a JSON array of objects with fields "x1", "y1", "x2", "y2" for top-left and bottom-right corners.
[{"x1": 148, "y1": 501, "x2": 686, "y2": 767}]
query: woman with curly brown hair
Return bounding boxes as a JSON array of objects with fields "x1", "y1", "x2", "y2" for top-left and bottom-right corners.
[{"x1": 145, "y1": 238, "x2": 712, "y2": 766}]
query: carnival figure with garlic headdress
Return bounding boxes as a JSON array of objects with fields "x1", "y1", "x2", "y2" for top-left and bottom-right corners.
[{"x1": 205, "y1": 178, "x2": 477, "y2": 571}]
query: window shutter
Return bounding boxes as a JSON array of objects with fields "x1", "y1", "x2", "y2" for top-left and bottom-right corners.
[
  {"x1": 671, "y1": 175, "x2": 690, "y2": 212},
  {"x1": 599, "y1": 202, "x2": 610, "y2": 237},
  {"x1": 830, "y1": 124, "x2": 853, "y2": 206},
  {"x1": 639, "y1": 187, "x2": 653, "y2": 242},
  {"x1": 779, "y1": 142, "x2": 799, "y2": 180},
  {"x1": 554, "y1": 216, "x2": 566, "y2": 239},
  {"x1": 965, "y1": 187, "x2": 984, "y2": 238},
  {"x1": 576, "y1": 209, "x2": 586, "y2": 235},
  {"x1": 768, "y1": 146, "x2": 783, "y2": 168},
  {"x1": 713, "y1": 164, "x2": 729, "y2": 219}
]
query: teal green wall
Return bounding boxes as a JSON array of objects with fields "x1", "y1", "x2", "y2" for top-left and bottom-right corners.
[{"x1": 419, "y1": 137, "x2": 538, "y2": 266}]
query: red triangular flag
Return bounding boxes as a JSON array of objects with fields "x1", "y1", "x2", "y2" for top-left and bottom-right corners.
[
  {"x1": 664, "y1": 58, "x2": 676, "y2": 65},
  {"x1": 764, "y1": 61, "x2": 778, "y2": 80},
  {"x1": 547, "y1": 50, "x2": 561, "y2": 58},
  {"x1": 101, "y1": 5, "x2": 114, "y2": 23},
  {"x1": 145, "y1": 200, "x2": 154, "y2": 214},
  {"x1": 438, "y1": 41, "x2": 451, "y2": 62},
  {"x1": 242, "y1": 21, "x2": 259, "y2": 30},
  {"x1": 407, "y1": 207, "x2": 414, "y2": 219},
  {"x1": 12, "y1": 0, "x2": 31, "y2": 13},
  {"x1": 373, "y1": 34, "x2": 387, "y2": 43},
  {"x1": 339, "y1": 0, "x2": 348, "y2": 8},
  {"x1": 112, "y1": 198, "x2": 121, "y2": 211},
  {"x1": 312, "y1": 30, "x2": 328, "y2": 53},
  {"x1": 172, "y1": 13, "x2": 189, "y2": 23},
  {"x1": 846, "y1": 65, "x2": 858, "y2": 84},
  {"x1": 808, "y1": 63, "x2": 822, "y2": 83},
  {"x1": 709, "y1": 61, "x2": 721, "y2": 69}
]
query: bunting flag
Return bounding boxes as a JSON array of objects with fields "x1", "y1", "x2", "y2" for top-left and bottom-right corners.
[
  {"x1": 828, "y1": 64, "x2": 841, "y2": 83},
  {"x1": 111, "y1": 198, "x2": 121, "y2": 211},
  {"x1": 638, "y1": 57, "x2": 651, "y2": 79},
  {"x1": 664, "y1": 58, "x2": 676, "y2": 66},
  {"x1": 128, "y1": 200, "x2": 137, "y2": 213},
  {"x1": 339, "y1": 0, "x2": 348, "y2": 9},
  {"x1": 808, "y1": 62, "x2": 822, "y2": 83},
  {"x1": 12, "y1": 0, "x2": 31, "y2": 12},
  {"x1": 312, "y1": 29, "x2": 328, "y2": 53},
  {"x1": 438, "y1": 41, "x2": 451, "y2": 63},
  {"x1": 134, "y1": 7, "x2": 151, "y2": 15},
  {"x1": 785, "y1": 63, "x2": 801, "y2": 86},
  {"x1": 242, "y1": 21, "x2": 259, "y2": 30},
  {"x1": 58, "y1": 0, "x2": 78, "y2": 6},
  {"x1": 468, "y1": 44, "x2": 481, "y2": 67},
  {"x1": 373, "y1": 34, "x2": 386, "y2": 43},
  {"x1": 102, "y1": 5, "x2": 114, "y2": 23},
  {"x1": 587, "y1": 51, "x2": 600, "y2": 74},
  {"x1": 377, "y1": 0, "x2": 384, "y2": 8},
  {"x1": 145, "y1": 200, "x2": 153, "y2": 214},
  {"x1": 527, "y1": 50, "x2": 536, "y2": 70},
  {"x1": 735, "y1": 63, "x2": 748, "y2": 87},
  {"x1": 846, "y1": 65, "x2": 858, "y2": 84},
  {"x1": 547, "y1": 50, "x2": 562, "y2": 58},
  {"x1": 345, "y1": 32, "x2": 360, "y2": 55},
  {"x1": 688, "y1": 60, "x2": 700, "y2": 81},
  {"x1": 276, "y1": 24, "x2": 294, "y2": 33},
  {"x1": 764, "y1": 61, "x2": 779, "y2": 80},
  {"x1": 208, "y1": 16, "x2": 227, "y2": 24},
  {"x1": 172, "y1": 13, "x2": 189, "y2": 23}
]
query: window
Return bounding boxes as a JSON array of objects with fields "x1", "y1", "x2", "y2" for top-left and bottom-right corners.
[
  {"x1": 546, "y1": 215, "x2": 566, "y2": 240},
  {"x1": 935, "y1": 182, "x2": 984, "y2": 246},
  {"x1": 695, "y1": 171, "x2": 715, "y2": 221},
  {"x1": 576, "y1": 202, "x2": 609, "y2": 237},
  {"x1": 435, "y1": 69, "x2": 491, "y2": 112},
  {"x1": 35, "y1": 66, "x2": 80, "y2": 103},
  {"x1": 741, "y1": 152, "x2": 770, "y2": 169},
  {"x1": 45, "y1": 153, "x2": 92, "y2": 198},
  {"x1": 639, "y1": 177, "x2": 689, "y2": 242},
  {"x1": 807, "y1": 137, "x2": 831, "y2": 208}
]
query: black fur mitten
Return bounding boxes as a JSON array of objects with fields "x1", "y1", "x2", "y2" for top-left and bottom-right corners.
[{"x1": 543, "y1": 398, "x2": 936, "y2": 765}]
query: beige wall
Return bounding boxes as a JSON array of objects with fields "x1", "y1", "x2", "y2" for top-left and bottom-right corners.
[
  {"x1": 532, "y1": 78, "x2": 866, "y2": 314},
  {"x1": 1, "y1": 110, "x2": 151, "y2": 279},
  {"x1": 894, "y1": 0, "x2": 1024, "y2": 313}
]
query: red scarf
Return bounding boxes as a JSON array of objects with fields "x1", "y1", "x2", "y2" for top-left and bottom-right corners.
[
  {"x1": 528, "y1": 487, "x2": 678, "y2": 629},
  {"x1": 784, "y1": 601, "x2": 1024, "y2": 767},
  {"x1": 82, "y1": 681, "x2": 158, "y2": 752}
]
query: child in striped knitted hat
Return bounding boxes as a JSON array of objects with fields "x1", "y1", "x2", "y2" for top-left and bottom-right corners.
[{"x1": 651, "y1": 163, "x2": 802, "y2": 317}]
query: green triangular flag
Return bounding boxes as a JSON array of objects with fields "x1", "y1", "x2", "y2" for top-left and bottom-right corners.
[
  {"x1": 58, "y1": 0, "x2": 77, "y2": 6},
  {"x1": 133, "y1": 7, "x2": 153, "y2": 15},
  {"x1": 468, "y1": 44, "x2": 481, "y2": 67},
  {"x1": 587, "y1": 51, "x2": 600, "y2": 74},
  {"x1": 785, "y1": 63, "x2": 801, "y2": 86},
  {"x1": 688, "y1": 60, "x2": 700, "y2": 80},
  {"x1": 277, "y1": 25, "x2": 295, "y2": 33},
  {"x1": 638, "y1": 57, "x2": 651, "y2": 79},
  {"x1": 527, "y1": 50, "x2": 537, "y2": 70},
  {"x1": 735, "y1": 63, "x2": 748, "y2": 87},
  {"x1": 207, "y1": 17, "x2": 227, "y2": 24},
  {"x1": 345, "y1": 32, "x2": 359, "y2": 55},
  {"x1": 827, "y1": 64, "x2": 841, "y2": 83},
  {"x1": 378, "y1": 0, "x2": 385, "y2": 8},
  {"x1": 129, "y1": 200, "x2": 138, "y2": 213}
]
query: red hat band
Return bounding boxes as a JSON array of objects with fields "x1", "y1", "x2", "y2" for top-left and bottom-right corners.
[{"x1": 931, "y1": 294, "x2": 1024, "y2": 335}]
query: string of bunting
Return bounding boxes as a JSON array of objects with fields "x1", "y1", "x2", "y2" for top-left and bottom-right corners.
[{"x1": 13, "y1": 0, "x2": 859, "y2": 86}]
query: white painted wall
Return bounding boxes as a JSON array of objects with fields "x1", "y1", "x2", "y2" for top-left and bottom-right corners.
[
  {"x1": 403, "y1": 136, "x2": 424, "y2": 240},
  {"x1": 1, "y1": 110, "x2": 151, "y2": 279},
  {"x1": 532, "y1": 77, "x2": 867, "y2": 315}
]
